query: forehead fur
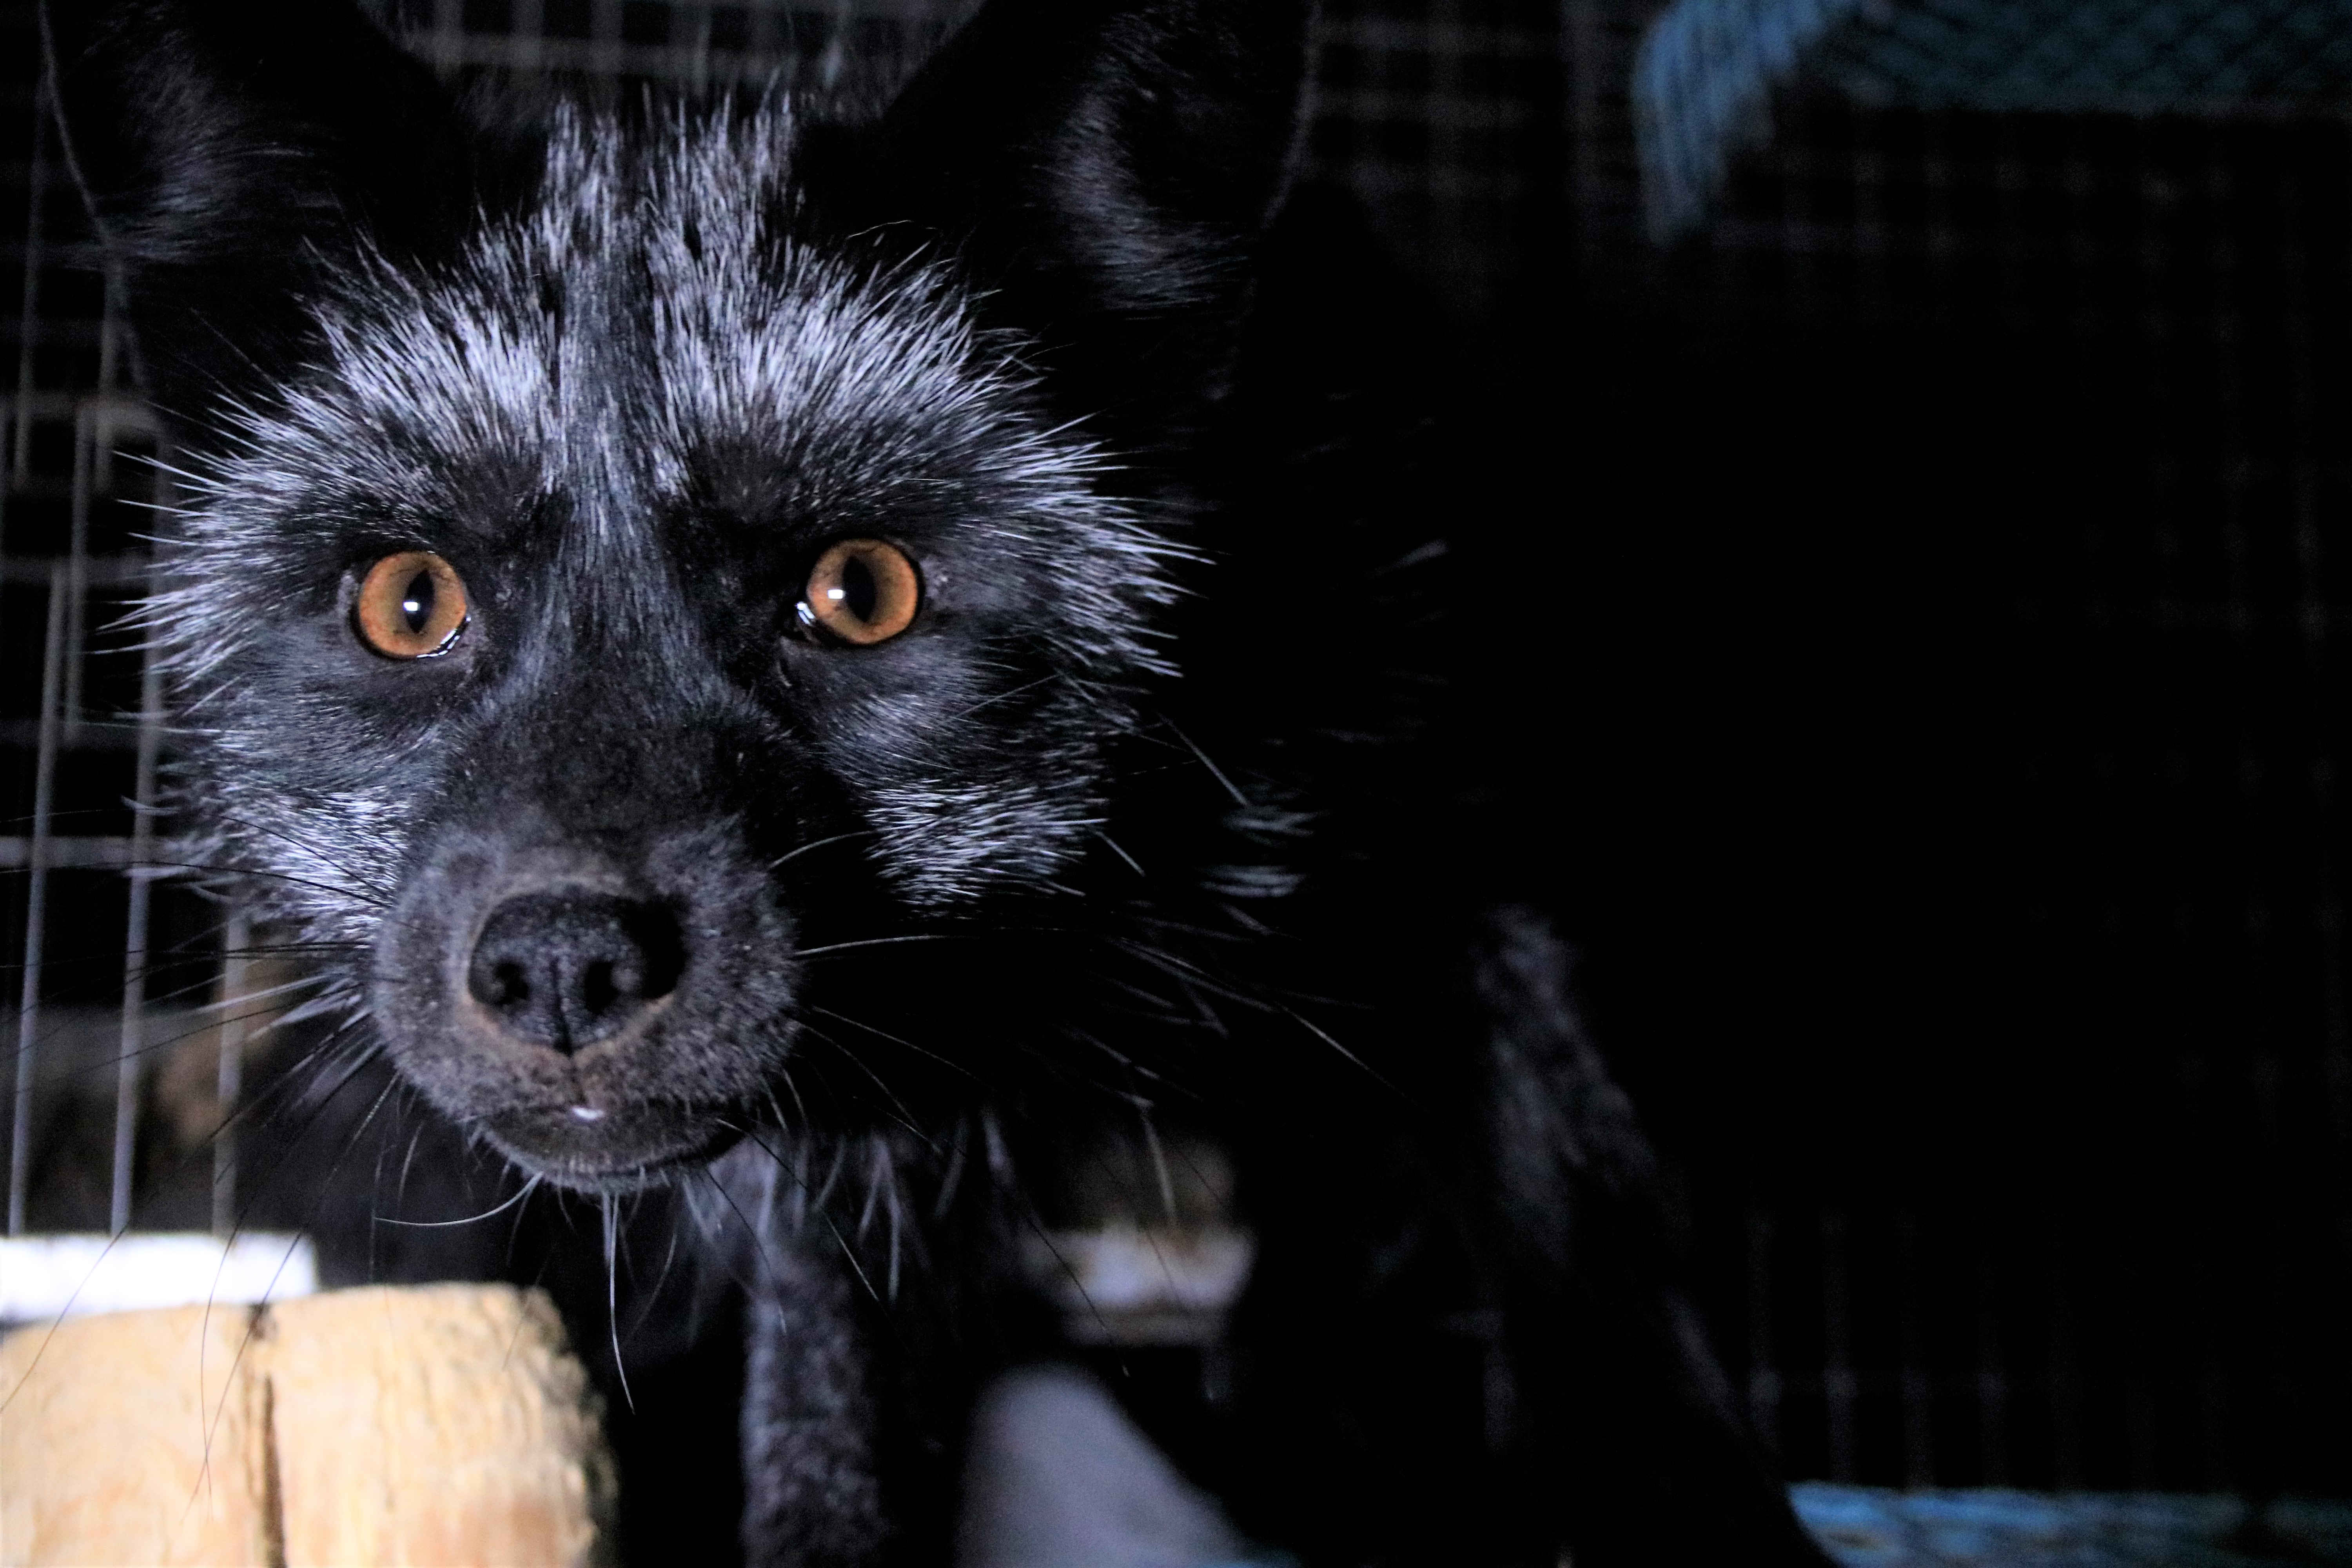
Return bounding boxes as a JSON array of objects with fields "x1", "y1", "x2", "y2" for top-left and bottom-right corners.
[
  {"x1": 176, "y1": 99, "x2": 1171, "y2": 677},
  {"x1": 309, "y1": 103, "x2": 1065, "y2": 499}
]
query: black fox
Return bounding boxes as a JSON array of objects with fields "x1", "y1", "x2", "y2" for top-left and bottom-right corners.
[{"x1": 41, "y1": 2, "x2": 1831, "y2": 1563}]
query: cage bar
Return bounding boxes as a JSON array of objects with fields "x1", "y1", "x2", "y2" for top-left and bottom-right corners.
[
  {"x1": 110, "y1": 622, "x2": 162, "y2": 1236},
  {"x1": 6, "y1": 73, "x2": 44, "y2": 497},
  {"x1": 8, "y1": 565, "x2": 66, "y2": 1236},
  {"x1": 212, "y1": 911, "x2": 251, "y2": 1238}
]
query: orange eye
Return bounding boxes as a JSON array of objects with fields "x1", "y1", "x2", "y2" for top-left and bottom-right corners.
[
  {"x1": 799, "y1": 539, "x2": 920, "y2": 646},
  {"x1": 354, "y1": 551, "x2": 468, "y2": 659}
]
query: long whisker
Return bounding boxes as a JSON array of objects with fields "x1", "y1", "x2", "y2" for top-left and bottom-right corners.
[
  {"x1": 942, "y1": 673, "x2": 1059, "y2": 723},
  {"x1": 804, "y1": 1005, "x2": 985, "y2": 1087},
  {"x1": 131, "y1": 858, "x2": 390, "y2": 910},
  {"x1": 210, "y1": 814, "x2": 398, "y2": 906},
  {"x1": 793, "y1": 934, "x2": 967, "y2": 959},
  {"x1": 795, "y1": 1021, "x2": 930, "y2": 1143},
  {"x1": 767, "y1": 830, "x2": 875, "y2": 871},
  {"x1": 601, "y1": 1196, "x2": 633, "y2": 1413},
  {"x1": 376, "y1": 1176, "x2": 541, "y2": 1229}
]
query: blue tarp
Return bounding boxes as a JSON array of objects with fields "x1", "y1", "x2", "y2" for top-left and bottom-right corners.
[
  {"x1": 1797, "y1": 1485, "x2": 2352, "y2": 1568},
  {"x1": 1634, "y1": 0, "x2": 2352, "y2": 238}
]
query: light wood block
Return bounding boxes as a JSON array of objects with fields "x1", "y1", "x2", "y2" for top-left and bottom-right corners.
[{"x1": 0, "y1": 1284, "x2": 615, "y2": 1567}]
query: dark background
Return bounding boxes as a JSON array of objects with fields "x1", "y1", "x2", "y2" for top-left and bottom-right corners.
[{"x1": 6, "y1": 0, "x2": 2352, "y2": 1501}]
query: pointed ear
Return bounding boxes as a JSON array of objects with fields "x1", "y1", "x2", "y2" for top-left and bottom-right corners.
[
  {"x1": 39, "y1": 0, "x2": 482, "y2": 436},
  {"x1": 857, "y1": 0, "x2": 1312, "y2": 433}
]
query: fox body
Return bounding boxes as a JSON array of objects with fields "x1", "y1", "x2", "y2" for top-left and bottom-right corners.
[{"x1": 44, "y1": 3, "x2": 1831, "y2": 1564}]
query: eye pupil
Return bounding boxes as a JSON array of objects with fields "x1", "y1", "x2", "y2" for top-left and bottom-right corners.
[
  {"x1": 838, "y1": 557, "x2": 877, "y2": 622},
  {"x1": 401, "y1": 571, "x2": 434, "y2": 633}
]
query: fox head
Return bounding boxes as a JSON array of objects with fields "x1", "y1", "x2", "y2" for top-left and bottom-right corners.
[{"x1": 45, "y1": 0, "x2": 1312, "y2": 1190}]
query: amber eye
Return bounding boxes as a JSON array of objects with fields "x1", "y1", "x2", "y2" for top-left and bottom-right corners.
[
  {"x1": 799, "y1": 539, "x2": 920, "y2": 646},
  {"x1": 354, "y1": 551, "x2": 468, "y2": 659}
]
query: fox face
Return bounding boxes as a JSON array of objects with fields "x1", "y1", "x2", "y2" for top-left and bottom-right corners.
[
  {"x1": 48, "y1": 0, "x2": 1305, "y2": 1190},
  {"x1": 158, "y1": 108, "x2": 1176, "y2": 1186}
]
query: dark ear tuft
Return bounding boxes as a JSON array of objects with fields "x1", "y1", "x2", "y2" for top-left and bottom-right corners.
[
  {"x1": 857, "y1": 0, "x2": 1312, "y2": 437},
  {"x1": 39, "y1": 0, "x2": 483, "y2": 436}
]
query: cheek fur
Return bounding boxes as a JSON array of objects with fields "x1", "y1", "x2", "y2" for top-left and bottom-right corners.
[{"x1": 815, "y1": 676, "x2": 1127, "y2": 904}]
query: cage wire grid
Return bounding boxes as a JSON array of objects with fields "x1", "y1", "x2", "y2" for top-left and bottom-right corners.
[
  {"x1": 1598, "y1": 40, "x2": 2352, "y2": 1496},
  {"x1": 11, "y1": 0, "x2": 2352, "y2": 1508},
  {"x1": 1539, "y1": 0, "x2": 2352, "y2": 1501}
]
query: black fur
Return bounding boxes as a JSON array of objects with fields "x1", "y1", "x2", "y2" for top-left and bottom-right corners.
[{"x1": 42, "y1": 2, "x2": 1833, "y2": 1563}]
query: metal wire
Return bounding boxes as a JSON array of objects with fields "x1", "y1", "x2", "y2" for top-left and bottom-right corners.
[
  {"x1": 211, "y1": 912, "x2": 249, "y2": 1239},
  {"x1": 8, "y1": 565, "x2": 64, "y2": 1236},
  {"x1": 110, "y1": 619, "x2": 162, "y2": 1236},
  {"x1": 5, "y1": 71, "x2": 44, "y2": 498}
]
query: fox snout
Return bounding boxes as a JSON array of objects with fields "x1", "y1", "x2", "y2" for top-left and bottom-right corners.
[
  {"x1": 465, "y1": 890, "x2": 687, "y2": 1054},
  {"x1": 372, "y1": 830, "x2": 803, "y2": 1191}
]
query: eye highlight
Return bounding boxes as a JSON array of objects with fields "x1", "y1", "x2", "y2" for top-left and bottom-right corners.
[
  {"x1": 799, "y1": 539, "x2": 920, "y2": 646},
  {"x1": 354, "y1": 551, "x2": 468, "y2": 659}
]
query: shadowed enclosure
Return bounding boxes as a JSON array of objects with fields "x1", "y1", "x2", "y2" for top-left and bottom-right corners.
[{"x1": 4, "y1": 0, "x2": 2352, "y2": 1519}]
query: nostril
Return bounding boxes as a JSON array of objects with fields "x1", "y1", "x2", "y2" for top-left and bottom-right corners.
[
  {"x1": 465, "y1": 891, "x2": 685, "y2": 1053},
  {"x1": 582, "y1": 959, "x2": 617, "y2": 1014},
  {"x1": 490, "y1": 960, "x2": 530, "y2": 1007}
]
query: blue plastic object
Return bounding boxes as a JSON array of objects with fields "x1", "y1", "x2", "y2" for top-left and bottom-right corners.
[
  {"x1": 1796, "y1": 1485, "x2": 2352, "y2": 1568},
  {"x1": 1634, "y1": 0, "x2": 2352, "y2": 238}
]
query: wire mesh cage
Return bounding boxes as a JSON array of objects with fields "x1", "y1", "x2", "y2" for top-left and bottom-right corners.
[
  {"x1": 1690, "y1": 100, "x2": 2352, "y2": 1493},
  {"x1": 1573, "y1": 0, "x2": 2352, "y2": 1503}
]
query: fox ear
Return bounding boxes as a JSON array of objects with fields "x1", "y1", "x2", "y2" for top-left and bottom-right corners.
[
  {"x1": 858, "y1": 0, "x2": 1312, "y2": 434},
  {"x1": 39, "y1": 0, "x2": 480, "y2": 437}
]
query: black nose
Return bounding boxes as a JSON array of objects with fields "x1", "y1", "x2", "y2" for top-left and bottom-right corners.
[{"x1": 466, "y1": 892, "x2": 684, "y2": 1053}]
